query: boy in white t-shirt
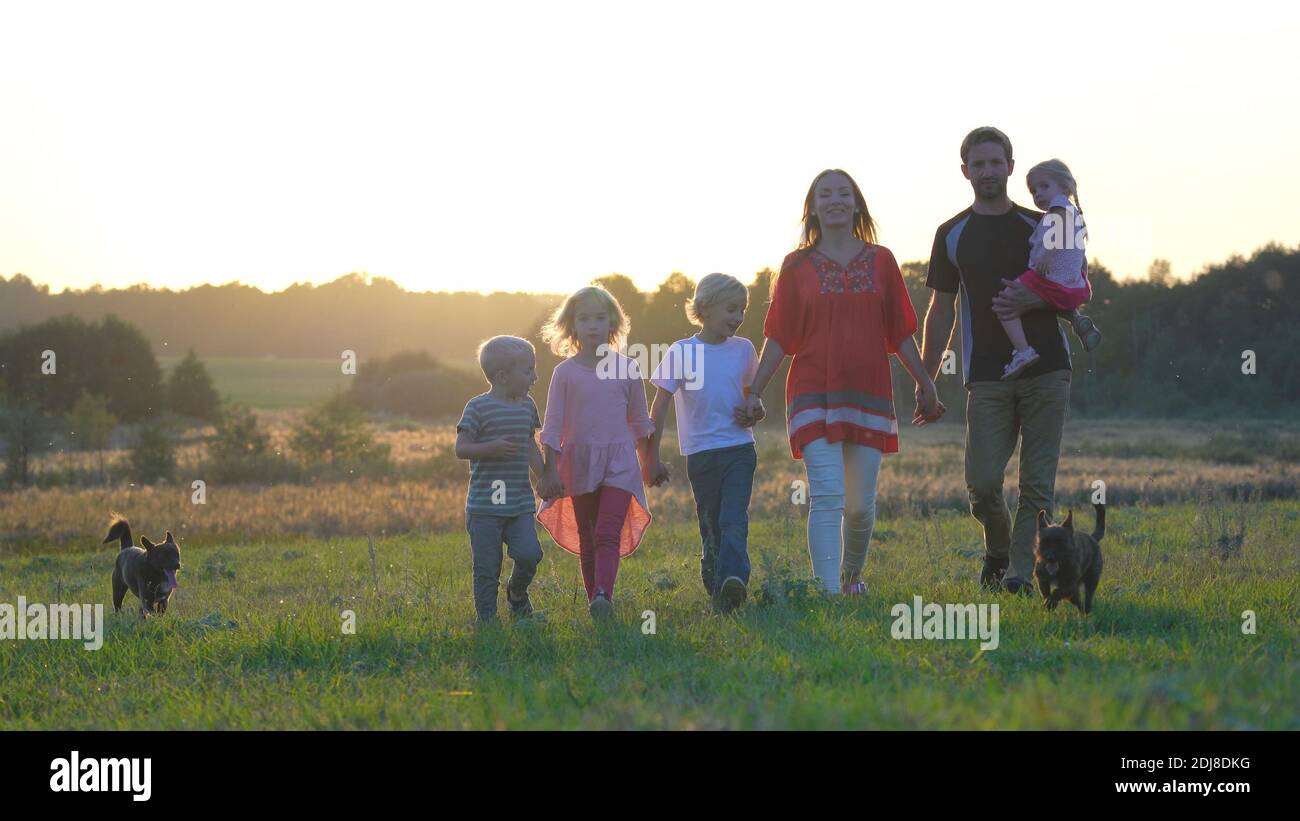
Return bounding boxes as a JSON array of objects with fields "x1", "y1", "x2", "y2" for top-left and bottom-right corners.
[{"x1": 646, "y1": 273, "x2": 762, "y2": 613}]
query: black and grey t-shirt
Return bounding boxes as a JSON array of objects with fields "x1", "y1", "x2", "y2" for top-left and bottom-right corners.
[{"x1": 926, "y1": 204, "x2": 1072, "y2": 384}]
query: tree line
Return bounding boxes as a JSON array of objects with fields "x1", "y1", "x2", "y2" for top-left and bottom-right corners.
[{"x1": 1, "y1": 243, "x2": 1295, "y2": 487}]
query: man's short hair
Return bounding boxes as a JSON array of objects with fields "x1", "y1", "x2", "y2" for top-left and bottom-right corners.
[{"x1": 961, "y1": 126, "x2": 1013, "y2": 164}]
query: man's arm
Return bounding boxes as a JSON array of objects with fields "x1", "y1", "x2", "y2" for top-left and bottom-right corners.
[
  {"x1": 991, "y1": 278, "x2": 1048, "y2": 321},
  {"x1": 920, "y1": 289, "x2": 958, "y2": 381}
]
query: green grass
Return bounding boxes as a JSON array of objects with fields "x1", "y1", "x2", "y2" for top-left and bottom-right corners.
[
  {"x1": 157, "y1": 356, "x2": 483, "y2": 410},
  {"x1": 158, "y1": 357, "x2": 356, "y2": 409},
  {"x1": 2, "y1": 501, "x2": 1297, "y2": 729}
]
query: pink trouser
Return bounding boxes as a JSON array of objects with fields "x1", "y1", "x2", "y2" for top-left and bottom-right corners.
[
  {"x1": 1016, "y1": 268, "x2": 1092, "y2": 312},
  {"x1": 572, "y1": 486, "x2": 632, "y2": 602}
]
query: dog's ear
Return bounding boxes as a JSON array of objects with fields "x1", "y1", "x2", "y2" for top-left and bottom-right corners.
[
  {"x1": 140, "y1": 536, "x2": 155, "y2": 550},
  {"x1": 1036, "y1": 509, "x2": 1050, "y2": 530},
  {"x1": 164, "y1": 530, "x2": 175, "y2": 543},
  {"x1": 1063, "y1": 510, "x2": 1074, "y2": 531}
]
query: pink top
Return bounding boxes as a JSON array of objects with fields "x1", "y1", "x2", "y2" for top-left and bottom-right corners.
[{"x1": 537, "y1": 353, "x2": 655, "y2": 557}]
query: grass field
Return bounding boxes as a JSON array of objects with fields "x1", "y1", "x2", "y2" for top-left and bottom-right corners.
[
  {"x1": 4, "y1": 389, "x2": 1298, "y2": 729},
  {"x1": 157, "y1": 356, "x2": 482, "y2": 409},
  {"x1": 1, "y1": 498, "x2": 1296, "y2": 729},
  {"x1": 158, "y1": 356, "x2": 353, "y2": 409}
]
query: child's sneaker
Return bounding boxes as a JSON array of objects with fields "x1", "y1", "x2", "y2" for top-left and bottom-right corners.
[
  {"x1": 1001, "y1": 346, "x2": 1040, "y2": 380},
  {"x1": 1072, "y1": 312, "x2": 1102, "y2": 352},
  {"x1": 718, "y1": 576, "x2": 747, "y2": 612},
  {"x1": 589, "y1": 593, "x2": 614, "y2": 621},
  {"x1": 842, "y1": 579, "x2": 868, "y2": 596}
]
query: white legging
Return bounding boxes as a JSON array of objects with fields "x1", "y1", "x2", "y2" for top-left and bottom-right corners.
[{"x1": 802, "y1": 437, "x2": 883, "y2": 594}]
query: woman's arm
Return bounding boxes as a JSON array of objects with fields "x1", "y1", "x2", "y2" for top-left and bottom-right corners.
[
  {"x1": 895, "y1": 336, "x2": 944, "y2": 425},
  {"x1": 735, "y1": 337, "x2": 785, "y2": 425}
]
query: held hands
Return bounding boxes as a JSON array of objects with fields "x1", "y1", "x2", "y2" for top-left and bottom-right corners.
[
  {"x1": 536, "y1": 470, "x2": 565, "y2": 501},
  {"x1": 642, "y1": 458, "x2": 672, "y2": 488},
  {"x1": 733, "y1": 394, "x2": 766, "y2": 428},
  {"x1": 912, "y1": 380, "x2": 946, "y2": 426}
]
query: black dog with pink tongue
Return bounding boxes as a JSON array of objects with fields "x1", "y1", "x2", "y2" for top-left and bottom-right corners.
[{"x1": 104, "y1": 514, "x2": 183, "y2": 617}]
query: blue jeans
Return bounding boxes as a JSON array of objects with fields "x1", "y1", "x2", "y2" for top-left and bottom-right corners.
[{"x1": 686, "y1": 442, "x2": 756, "y2": 594}]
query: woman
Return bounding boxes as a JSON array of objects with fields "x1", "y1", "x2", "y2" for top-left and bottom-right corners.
[{"x1": 738, "y1": 169, "x2": 944, "y2": 594}]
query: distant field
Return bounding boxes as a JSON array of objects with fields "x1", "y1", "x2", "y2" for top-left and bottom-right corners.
[
  {"x1": 158, "y1": 357, "x2": 352, "y2": 409},
  {"x1": 158, "y1": 356, "x2": 483, "y2": 409}
]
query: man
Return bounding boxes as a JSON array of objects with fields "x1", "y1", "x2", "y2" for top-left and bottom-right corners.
[{"x1": 919, "y1": 126, "x2": 1072, "y2": 594}]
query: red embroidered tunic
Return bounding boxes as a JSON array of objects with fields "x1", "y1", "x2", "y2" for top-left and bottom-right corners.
[{"x1": 762, "y1": 243, "x2": 918, "y2": 459}]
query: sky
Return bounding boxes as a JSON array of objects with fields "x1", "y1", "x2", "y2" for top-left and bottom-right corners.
[{"x1": 2, "y1": 0, "x2": 1298, "y2": 296}]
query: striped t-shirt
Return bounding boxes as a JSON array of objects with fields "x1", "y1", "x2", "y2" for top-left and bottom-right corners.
[{"x1": 456, "y1": 393, "x2": 541, "y2": 517}]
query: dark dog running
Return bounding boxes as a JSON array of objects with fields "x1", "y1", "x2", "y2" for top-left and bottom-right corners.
[
  {"x1": 1033, "y1": 504, "x2": 1104, "y2": 614},
  {"x1": 104, "y1": 514, "x2": 183, "y2": 617}
]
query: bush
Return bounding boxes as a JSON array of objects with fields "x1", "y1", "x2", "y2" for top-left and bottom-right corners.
[
  {"x1": 211, "y1": 403, "x2": 270, "y2": 461},
  {"x1": 349, "y1": 350, "x2": 484, "y2": 419},
  {"x1": 166, "y1": 349, "x2": 220, "y2": 421},
  {"x1": 289, "y1": 392, "x2": 391, "y2": 474},
  {"x1": 0, "y1": 400, "x2": 49, "y2": 487},
  {"x1": 129, "y1": 419, "x2": 177, "y2": 483}
]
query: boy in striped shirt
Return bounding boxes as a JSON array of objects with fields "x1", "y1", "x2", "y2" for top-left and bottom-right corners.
[{"x1": 455, "y1": 336, "x2": 547, "y2": 623}]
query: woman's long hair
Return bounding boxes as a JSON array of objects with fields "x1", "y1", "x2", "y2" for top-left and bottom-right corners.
[
  {"x1": 770, "y1": 169, "x2": 879, "y2": 299},
  {"x1": 799, "y1": 168, "x2": 878, "y2": 249}
]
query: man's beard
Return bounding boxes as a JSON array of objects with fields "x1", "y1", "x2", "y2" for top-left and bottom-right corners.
[{"x1": 975, "y1": 179, "x2": 1006, "y2": 201}]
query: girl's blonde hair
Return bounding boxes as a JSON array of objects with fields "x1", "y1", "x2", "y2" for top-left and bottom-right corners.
[
  {"x1": 1026, "y1": 158, "x2": 1083, "y2": 212},
  {"x1": 540, "y1": 285, "x2": 630, "y2": 357},
  {"x1": 686, "y1": 273, "x2": 748, "y2": 326}
]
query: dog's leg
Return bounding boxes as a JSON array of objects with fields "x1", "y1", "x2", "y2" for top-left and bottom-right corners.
[
  {"x1": 1036, "y1": 575, "x2": 1051, "y2": 603},
  {"x1": 1082, "y1": 556, "x2": 1102, "y2": 614},
  {"x1": 112, "y1": 569, "x2": 127, "y2": 614},
  {"x1": 1068, "y1": 587, "x2": 1085, "y2": 612},
  {"x1": 1045, "y1": 589, "x2": 1061, "y2": 611}
]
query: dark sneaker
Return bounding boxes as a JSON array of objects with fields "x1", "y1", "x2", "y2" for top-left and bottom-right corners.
[
  {"x1": 589, "y1": 593, "x2": 614, "y2": 621},
  {"x1": 843, "y1": 580, "x2": 868, "y2": 596},
  {"x1": 1003, "y1": 577, "x2": 1034, "y2": 597},
  {"x1": 507, "y1": 589, "x2": 534, "y2": 618},
  {"x1": 980, "y1": 556, "x2": 1008, "y2": 591},
  {"x1": 1072, "y1": 313, "x2": 1102, "y2": 352},
  {"x1": 718, "y1": 576, "x2": 747, "y2": 612}
]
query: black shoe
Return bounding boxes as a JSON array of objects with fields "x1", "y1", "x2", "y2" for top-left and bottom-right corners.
[
  {"x1": 718, "y1": 576, "x2": 747, "y2": 613},
  {"x1": 506, "y1": 589, "x2": 534, "y2": 618},
  {"x1": 980, "y1": 556, "x2": 1008, "y2": 591},
  {"x1": 589, "y1": 593, "x2": 614, "y2": 620},
  {"x1": 1003, "y1": 577, "x2": 1034, "y2": 597}
]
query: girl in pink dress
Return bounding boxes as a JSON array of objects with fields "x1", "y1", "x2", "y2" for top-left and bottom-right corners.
[{"x1": 536, "y1": 285, "x2": 656, "y2": 620}]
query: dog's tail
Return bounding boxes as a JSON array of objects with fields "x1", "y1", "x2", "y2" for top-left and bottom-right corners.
[
  {"x1": 1091, "y1": 503, "x2": 1106, "y2": 542},
  {"x1": 104, "y1": 513, "x2": 132, "y2": 550}
]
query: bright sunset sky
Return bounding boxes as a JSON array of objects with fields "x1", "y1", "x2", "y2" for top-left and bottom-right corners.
[{"x1": 3, "y1": 0, "x2": 1297, "y2": 296}]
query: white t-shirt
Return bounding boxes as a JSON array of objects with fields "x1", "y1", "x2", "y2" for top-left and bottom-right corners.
[{"x1": 650, "y1": 335, "x2": 759, "y2": 456}]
